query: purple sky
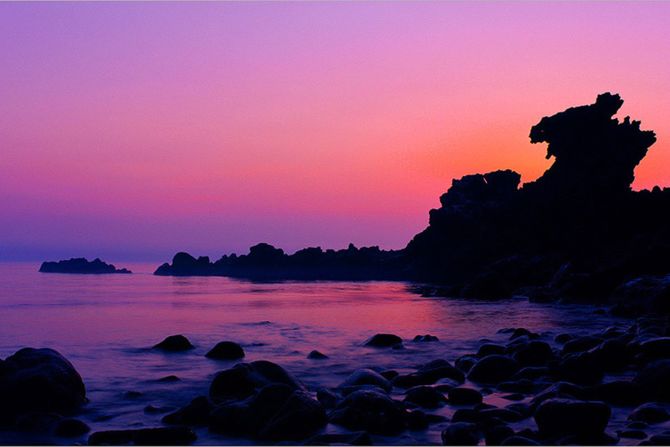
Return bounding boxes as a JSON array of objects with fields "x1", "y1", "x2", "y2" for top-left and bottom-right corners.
[{"x1": 1, "y1": 2, "x2": 669, "y2": 262}]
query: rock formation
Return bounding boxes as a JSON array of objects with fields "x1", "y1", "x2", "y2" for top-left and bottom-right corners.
[{"x1": 39, "y1": 258, "x2": 131, "y2": 274}]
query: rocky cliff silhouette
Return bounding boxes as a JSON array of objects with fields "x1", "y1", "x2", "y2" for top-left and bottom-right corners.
[{"x1": 156, "y1": 93, "x2": 670, "y2": 312}]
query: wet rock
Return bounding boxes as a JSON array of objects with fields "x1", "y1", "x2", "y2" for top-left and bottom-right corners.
[
  {"x1": 157, "y1": 375, "x2": 180, "y2": 382},
  {"x1": 316, "y1": 388, "x2": 340, "y2": 408},
  {"x1": 405, "y1": 409, "x2": 430, "y2": 430},
  {"x1": 485, "y1": 424, "x2": 515, "y2": 446},
  {"x1": 497, "y1": 379, "x2": 536, "y2": 394},
  {"x1": 339, "y1": 369, "x2": 392, "y2": 393},
  {"x1": 477, "y1": 343, "x2": 506, "y2": 357},
  {"x1": 588, "y1": 338, "x2": 632, "y2": 371},
  {"x1": 210, "y1": 385, "x2": 326, "y2": 441},
  {"x1": 562, "y1": 336, "x2": 602, "y2": 354},
  {"x1": 153, "y1": 335, "x2": 194, "y2": 352},
  {"x1": 380, "y1": 370, "x2": 398, "y2": 380},
  {"x1": 513, "y1": 341, "x2": 554, "y2": 366},
  {"x1": 307, "y1": 350, "x2": 328, "y2": 359},
  {"x1": 393, "y1": 359, "x2": 464, "y2": 388},
  {"x1": 555, "y1": 333, "x2": 573, "y2": 344},
  {"x1": 644, "y1": 433, "x2": 670, "y2": 445},
  {"x1": 505, "y1": 402, "x2": 532, "y2": 419},
  {"x1": 303, "y1": 431, "x2": 372, "y2": 446},
  {"x1": 14, "y1": 412, "x2": 62, "y2": 432},
  {"x1": 512, "y1": 366, "x2": 553, "y2": 380},
  {"x1": 502, "y1": 393, "x2": 525, "y2": 401},
  {"x1": 206, "y1": 341, "x2": 245, "y2": 360},
  {"x1": 441, "y1": 422, "x2": 481, "y2": 445},
  {"x1": 404, "y1": 386, "x2": 446, "y2": 408},
  {"x1": 0, "y1": 348, "x2": 86, "y2": 419},
  {"x1": 365, "y1": 333, "x2": 402, "y2": 348},
  {"x1": 123, "y1": 390, "x2": 142, "y2": 399},
  {"x1": 628, "y1": 403, "x2": 670, "y2": 423},
  {"x1": 589, "y1": 380, "x2": 642, "y2": 406},
  {"x1": 634, "y1": 360, "x2": 670, "y2": 401},
  {"x1": 451, "y1": 408, "x2": 481, "y2": 423},
  {"x1": 447, "y1": 387, "x2": 482, "y2": 405},
  {"x1": 413, "y1": 334, "x2": 439, "y2": 342},
  {"x1": 558, "y1": 352, "x2": 604, "y2": 385},
  {"x1": 455, "y1": 355, "x2": 478, "y2": 373},
  {"x1": 209, "y1": 360, "x2": 303, "y2": 402},
  {"x1": 144, "y1": 405, "x2": 173, "y2": 414},
  {"x1": 468, "y1": 355, "x2": 520, "y2": 384},
  {"x1": 618, "y1": 429, "x2": 647, "y2": 439},
  {"x1": 329, "y1": 389, "x2": 407, "y2": 435},
  {"x1": 88, "y1": 426, "x2": 197, "y2": 445},
  {"x1": 54, "y1": 418, "x2": 90, "y2": 437},
  {"x1": 501, "y1": 435, "x2": 541, "y2": 445},
  {"x1": 257, "y1": 389, "x2": 327, "y2": 441},
  {"x1": 162, "y1": 396, "x2": 211, "y2": 426},
  {"x1": 534, "y1": 398, "x2": 611, "y2": 438},
  {"x1": 510, "y1": 328, "x2": 535, "y2": 340},
  {"x1": 639, "y1": 337, "x2": 670, "y2": 360}
]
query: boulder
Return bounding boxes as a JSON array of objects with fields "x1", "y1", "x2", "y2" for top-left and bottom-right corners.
[
  {"x1": 54, "y1": 418, "x2": 90, "y2": 437},
  {"x1": 477, "y1": 343, "x2": 506, "y2": 357},
  {"x1": 513, "y1": 341, "x2": 554, "y2": 366},
  {"x1": 413, "y1": 334, "x2": 439, "y2": 342},
  {"x1": 0, "y1": 348, "x2": 86, "y2": 420},
  {"x1": 205, "y1": 341, "x2": 245, "y2": 360},
  {"x1": 339, "y1": 369, "x2": 392, "y2": 393},
  {"x1": 162, "y1": 396, "x2": 211, "y2": 426},
  {"x1": 634, "y1": 360, "x2": 670, "y2": 401},
  {"x1": 403, "y1": 386, "x2": 447, "y2": 408},
  {"x1": 441, "y1": 422, "x2": 481, "y2": 445},
  {"x1": 447, "y1": 387, "x2": 483, "y2": 405},
  {"x1": 329, "y1": 389, "x2": 407, "y2": 435},
  {"x1": 534, "y1": 398, "x2": 611, "y2": 438},
  {"x1": 303, "y1": 431, "x2": 372, "y2": 446},
  {"x1": 88, "y1": 427, "x2": 197, "y2": 445},
  {"x1": 153, "y1": 335, "x2": 194, "y2": 352},
  {"x1": 501, "y1": 435, "x2": 541, "y2": 445},
  {"x1": 628, "y1": 403, "x2": 670, "y2": 423},
  {"x1": 209, "y1": 360, "x2": 303, "y2": 402},
  {"x1": 468, "y1": 355, "x2": 520, "y2": 384},
  {"x1": 393, "y1": 359, "x2": 464, "y2": 388},
  {"x1": 364, "y1": 333, "x2": 402, "y2": 348},
  {"x1": 307, "y1": 350, "x2": 328, "y2": 359}
]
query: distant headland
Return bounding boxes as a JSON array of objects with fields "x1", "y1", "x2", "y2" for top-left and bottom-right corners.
[
  {"x1": 155, "y1": 93, "x2": 670, "y2": 314},
  {"x1": 39, "y1": 258, "x2": 131, "y2": 274}
]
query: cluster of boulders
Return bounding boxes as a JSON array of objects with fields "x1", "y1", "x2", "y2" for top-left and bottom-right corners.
[{"x1": 7, "y1": 319, "x2": 670, "y2": 445}]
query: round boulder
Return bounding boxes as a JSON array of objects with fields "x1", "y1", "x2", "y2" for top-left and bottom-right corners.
[
  {"x1": 468, "y1": 355, "x2": 520, "y2": 384},
  {"x1": 153, "y1": 335, "x2": 194, "y2": 352},
  {"x1": 534, "y1": 398, "x2": 611, "y2": 438},
  {"x1": 365, "y1": 333, "x2": 402, "y2": 348},
  {"x1": 206, "y1": 341, "x2": 245, "y2": 360}
]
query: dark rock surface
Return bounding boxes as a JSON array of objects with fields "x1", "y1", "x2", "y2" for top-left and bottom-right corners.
[
  {"x1": 153, "y1": 335, "x2": 195, "y2": 352},
  {"x1": 205, "y1": 341, "x2": 245, "y2": 360},
  {"x1": 88, "y1": 426, "x2": 197, "y2": 445},
  {"x1": 39, "y1": 257, "x2": 131, "y2": 274},
  {"x1": 209, "y1": 360, "x2": 303, "y2": 402},
  {"x1": 0, "y1": 348, "x2": 86, "y2": 420},
  {"x1": 365, "y1": 333, "x2": 403, "y2": 348},
  {"x1": 329, "y1": 389, "x2": 407, "y2": 435}
]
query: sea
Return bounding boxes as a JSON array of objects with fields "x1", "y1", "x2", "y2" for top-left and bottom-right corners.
[{"x1": 0, "y1": 262, "x2": 630, "y2": 445}]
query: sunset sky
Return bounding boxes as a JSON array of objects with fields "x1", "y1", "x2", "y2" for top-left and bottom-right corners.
[{"x1": 1, "y1": 2, "x2": 669, "y2": 261}]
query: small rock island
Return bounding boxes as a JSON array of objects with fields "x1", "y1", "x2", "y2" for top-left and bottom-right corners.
[{"x1": 39, "y1": 258, "x2": 131, "y2": 274}]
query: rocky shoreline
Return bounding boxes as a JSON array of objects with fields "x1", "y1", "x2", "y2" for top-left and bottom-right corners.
[
  {"x1": 39, "y1": 258, "x2": 132, "y2": 274},
  {"x1": 4, "y1": 316, "x2": 670, "y2": 445}
]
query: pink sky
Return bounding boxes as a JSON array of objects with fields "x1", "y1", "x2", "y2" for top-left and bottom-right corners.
[{"x1": 1, "y1": 2, "x2": 669, "y2": 261}]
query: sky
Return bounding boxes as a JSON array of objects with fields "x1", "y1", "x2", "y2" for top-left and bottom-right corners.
[{"x1": 1, "y1": 2, "x2": 669, "y2": 262}]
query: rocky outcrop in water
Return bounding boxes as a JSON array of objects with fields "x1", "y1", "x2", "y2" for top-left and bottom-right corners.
[
  {"x1": 39, "y1": 258, "x2": 131, "y2": 274},
  {"x1": 154, "y1": 93, "x2": 670, "y2": 311}
]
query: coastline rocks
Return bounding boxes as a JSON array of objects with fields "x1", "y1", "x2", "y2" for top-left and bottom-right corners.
[
  {"x1": 512, "y1": 341, "x2": 554, "y2": 366},
  {"x1": 39, "y1": 257, "x2": 131, "y2": 274},
  {"x1": 329, "y1": 389, "x2": 407, "y2": 435},
  {"x1": 447, "y1": 387, "x2": 483, "y2": 405},
  {"x1": 88, "y1": 426, "x2": 197, "y2": 445},
  {"x1": 468, "y1": 355, "x2": 520, "y2": 384},
  {"x1": 404, "y1": 386, "x2": 447, "y2": 408},
  {"x1": 628, "y1": 403, "x2": 670, "y2": 423},
  {"x1": 54, "y1": 418, "x2": 90, "y2": 437},
  {"x1": 209, "y1": 384, "x2": 326, "y2": 441},
  {"x1": 162, "y1": 396, "x2": 211, "y2": 426},
  {"x1": 393, "y1": 359, "x2": 464, "y2": 388},
  {"x1": 441, "y1": 422, "x2": 481, "y2": 445},
  {"x1": 413, "y1": 334, "x2": 439, "y2": 342},
  {"x1": 634, "y1": 360, "x2": 670, "y2": 401},
  {"x1": 534, "y1": 398, "x2": 611, "y2": 438},
  {"x1": 365, "y1": 333, "x2": 403, "y2": 348},
  {"x1": 307, "y1": 350, "x2": 328, "y2": 359},
  {"x1": 205, "y1": 341, "x2": 245, "y2": 360},
  {"x1": 0, "y1": 348, "x2": 86, "y2": 420},
  {"x1": 153, "y1": 335, "x2": 194, "y2": 352},
  {"x1": 339, "y1": 369, "x2": 392, "y2": 393},
  {"x1": 209, "y1": 360, "x2": 303, "y2": 402}
]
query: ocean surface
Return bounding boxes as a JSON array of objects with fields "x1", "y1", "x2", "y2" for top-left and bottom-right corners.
[{"x1": 0, "y1": 262, "x2": 628, "y2": 445}]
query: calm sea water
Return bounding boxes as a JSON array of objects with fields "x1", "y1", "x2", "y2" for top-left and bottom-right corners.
[{"x1": 0, "y1": 262, "x2": 626, "y2": 445}]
